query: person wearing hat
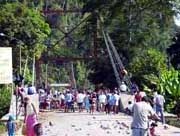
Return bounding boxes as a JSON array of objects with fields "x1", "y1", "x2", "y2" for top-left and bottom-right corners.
[
  {"x1": 6, "y1": 115, "x2": 15, "y2": 136},
  {"x1": 131, "y1": 96, "x2": 160, "y2": 136}
]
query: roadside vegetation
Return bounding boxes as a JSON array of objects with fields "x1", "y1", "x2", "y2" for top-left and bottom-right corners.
[{"x1": 0, "y1": 0, "x2": 179, "y2": 127}]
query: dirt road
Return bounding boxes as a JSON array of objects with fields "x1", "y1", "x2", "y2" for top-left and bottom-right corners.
[{"x1": 39, "y1": 111, "x2": 180, "y2": 136}]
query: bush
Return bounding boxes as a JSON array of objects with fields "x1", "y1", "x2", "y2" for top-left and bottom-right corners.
[
  {"x1": 175, "y1": 99, "x2": 180, "y2": 118},
  {"x1": 159, "y1": 69, "x2": 180, "y2": 112},
  {"x1": 0, "y1": 123, "x2": 6, "y2": 134},
  {"x1": 129, "y1": 48, "x2": 167, "y2": 89},
  {"x1": 0, "y1": 85, "x2": 11, "y2": 118}
]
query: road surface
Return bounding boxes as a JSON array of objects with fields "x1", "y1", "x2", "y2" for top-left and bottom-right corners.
[{"x1": 40, "y1": 111, "x2": 180, "y2": 136}]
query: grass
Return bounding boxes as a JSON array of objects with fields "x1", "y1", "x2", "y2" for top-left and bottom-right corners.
[
  {"x1": 166, "y1": 117, "x2": 180, "y2": 128},
  {"x1": 0, "y1": 123, "x2": 6, "y2": 134}
]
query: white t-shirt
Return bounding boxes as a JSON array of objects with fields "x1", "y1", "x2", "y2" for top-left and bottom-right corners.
[
  {"x1": 120, "y1": 84, "x2": 127, "y2": 92},
  {"x1": 155, "y1": 94, "x2": 165, "y2": 107},
  {"x1": 127, "y1": 103, "x2": 133, "y2": 112},
  {"x1": 54, "y1": 90, "x2": 58, "y2": 96},
  {"x1": 77, "y1": 93, "x2": 85, "y2": 103},
  {"x1": 65, "y1": 93, "x2": 73, "y2": 102},
  {"x1": 131, "y1": 102, "x2": 155, "y2": 129},
  {"x1": 99, "y1": 94, "x2": 106, "y2": 103},
  {"x1": 114, "y1": 94, "x2": 120, "y2": 106},
  {"x1": 24, "y1": 87, "x2": 28, "y2": 94},
  {"x1": 59, "y1": 94, "x2": 65, "y2": 100}
]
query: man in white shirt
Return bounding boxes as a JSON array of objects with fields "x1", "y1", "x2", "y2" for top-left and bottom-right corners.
[
  {"x1": 65, "y1": 91, "x2": 73, "y2": 112},
  {"x1": 114, "y1": 92, "x2": 120, "y2": 114},
  {"x1": 59, "y1": 93, "x2": 65, "y2": 109},
  {"x1": 76, "y1": 91, "x2": 85, "y2": 112},
  {"x1": 99, "y1": 92, "x2": 106, "y2": 112},
  {"x1": 131, "y1": 96, "x2": 159, "y2": 136},
  {"x1": 154, "y1": 92, "x2": 165, "y2": 124}
]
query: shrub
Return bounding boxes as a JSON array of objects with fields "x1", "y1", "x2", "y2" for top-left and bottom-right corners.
[
  {"x1": 129, "y1": 48, "x2": 167, "y2": 89},
  {"x1": 0, "y1": 123, "x2": 6, "y2": 134},
  {"x1": 0, "y1": 85, "x2": 11, "y2": 118},
  {"x1": 159, "y1": 69, "x2": 180, "y2": 112}
]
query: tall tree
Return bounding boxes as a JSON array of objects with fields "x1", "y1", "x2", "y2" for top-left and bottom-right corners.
[
  {"x1": 0, "y1": 3, "x2": 50, "y2": 72},
  {"x1": 83, "y1": 0, "x2": 175, "y2": 87}
]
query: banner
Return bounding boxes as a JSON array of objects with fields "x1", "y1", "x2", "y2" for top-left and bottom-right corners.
[{"x1": 0, "y1": 47, "x2": 12, "y2": 84}]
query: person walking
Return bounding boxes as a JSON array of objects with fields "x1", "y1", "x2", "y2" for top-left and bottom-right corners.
[
  {"x1": 77, "y1": 91, "x2": 85, "y2": 112},
  {"x1": 106, "y1": 91, "x2": 112, "y2": 114},
  {"x1": 84, "y1": 92, "x2": 90, "y2": 112},
  {"x1": 7, "y1": 115, "x2": 15, "y2": 136},
  {"x1": 64, "y1": 91, "x2": 73, "y2": 113},
  {"x1": 131, "y1": 96, "x2": 159, "y2": 136},
  {"x1": 24, "y1": 97, "x2": 38, "y2": 136},
  {"x1": 107, "y1": 92, "x2": 116, "y2": 114},
  {"x1": 90, "y1": 93, "x2": 96, "y2": 114},
  {"x1": 154, "y1": 92, "x2": 165, "y2": 124},
  {"x1": 114, "y1": 91, "x2": 120, "y2": 114},
  {"x1": 99, "y1": 92, "x2": 106, "y2": 112}
]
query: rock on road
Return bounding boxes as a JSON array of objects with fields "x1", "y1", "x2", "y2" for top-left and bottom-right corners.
[{"x1": 39, "y1": 111, "x2": 180, "y2": 136}]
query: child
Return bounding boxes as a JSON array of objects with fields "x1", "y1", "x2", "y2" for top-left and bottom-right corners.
[
  {"x1": 150, "y1": 122, "x2": 158, "y2": 136},
  {"x1": 34, "y1": 123, "x2": 43, "y2": 136},
  {"x1": 7, "y1": 115, "x2": 15, "y2": 136}
]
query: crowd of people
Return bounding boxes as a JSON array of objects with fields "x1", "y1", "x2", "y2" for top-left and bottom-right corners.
[
  {"x1": 6, "y1": 81, "x2": 166, "y2": 136},
  {"x1": 39, "y1": 88, "x2": 122, "y2": 115},
  {"x1": 37, "y1": 83, "x2": 166, "y2": 136}
]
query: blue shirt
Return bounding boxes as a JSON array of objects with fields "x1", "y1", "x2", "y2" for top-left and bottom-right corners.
[{"x1": 109, "y1": 95, "x2": 116, "y2": 105}]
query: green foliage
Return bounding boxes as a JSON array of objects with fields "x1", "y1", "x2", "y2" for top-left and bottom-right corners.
[
  {"x1": 58, "y1": 67, "x2": 70, "y2": 83},
  {"x1": 159, "y1": 70, "x2": 180, "y2": 96},
  {"x1": 83, "y1": 0, "x2": 174, "y2": 90},
  {"x1": 23, "y1": 66, "x2": 33, "y2": 84},
  {"x1": 129, "y1": 48, "x2": 167, "y2": 88},
  {"x1": 39, "y1": 64, "x2": 70, "y2": 84},
  {"x1": 76, "y1": 61, "x2": 87, "y2": 88},
  {"x1": 175, "y1": 99, "x2": 180, "y2": 117},
  {"x1": 0, "y1": 3, "x2": 50, "y2": 58},
  {"x1": 166, "y1": 117, "x2": 180, "y2": 128},
  {"x1": 0, "y1": 123, "x2": 6, "y2": 134},
  {"x1": 85, "y1": 0, "x2": 174, "y2": 59},
  {"x1": 159, "y1": 69, "x2": 180, "y2": 112},
  {"x1": 0, "y1": 85, "x2": 11, "y2": 118}
]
